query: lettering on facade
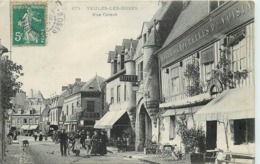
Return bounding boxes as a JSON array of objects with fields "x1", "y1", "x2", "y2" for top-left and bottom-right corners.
[
  {"x1": 146, "y1": 100, "x2": 159, "y2": 109},
  {"x1": 120, "y1": 75, "x2": 138, "y2": 82},
  {"x1": 159, "y1": 1, "x2": 254, "y2": 68}
]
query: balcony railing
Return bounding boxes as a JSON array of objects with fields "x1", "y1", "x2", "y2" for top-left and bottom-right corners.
[{"x1": 80, "y1": 112, "x2": 100, "y2": 119}]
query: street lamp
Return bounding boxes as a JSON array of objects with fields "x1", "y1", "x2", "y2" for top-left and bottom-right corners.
[{"x1": 0, "y1": 43, "x2": 8, "y2": 163}]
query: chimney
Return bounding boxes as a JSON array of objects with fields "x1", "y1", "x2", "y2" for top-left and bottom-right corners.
[
  {"x1": 62, "y1": 86, "x2": 68, "y2": 91},
  {"x1": 75, "y1": 78, "x2": 81, "y2": 82}
]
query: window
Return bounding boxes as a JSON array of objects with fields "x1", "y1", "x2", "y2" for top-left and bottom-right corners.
[
  {"x1": 66, "y1": 105, "x2": 69, "y2": 116},
  {"x1": 138, "y1": 61, "x2": 143, "y2": 81},
  {"x1": 113, "y1": 59, "x2": 117, "y2": 74},
  {"x1": 169, "y1": 116, "x2": 176, "y2": 140},
  {"x1": 72, "y1": 103, "x2": 74, "y2": 114},
  {"x1": 233, "y1": 119, "x2": 254, "y2": 145},
  {"x1": 12, "y1": 119, "x2": 15, "y2": 124},
  {"x1": 209, "y1": 0, "x2": 224, "y2": 12},
  {"x1": 24, "y1": 118, "x2": 27, "y2": 123},
  {"x1": 231, "y1": 38, "x2": 246, "y2": 72},
  {"x1": 201, "y1": 46, "x2": 214, "y2": 82},
  {"x1": 171, "y1": 67, "x2": 179, "y2": 95},
  {"x1": 35, "y1": 118, "x2": 39, "y2": 124},
  {"x1": 29, "y1": 118, "x2": 33, "y2": 124},
  {"x1": 111, "y1": 88, "x2": 114, "y2": 104},
  {"x1": 17, "y1": 118, "x2": 20, "y2": 124},
  {"x1": 121, "y1": 55, "x2": 124, "y2": 69},
  {"x1": 143, "y1": 33, "x2": 147, "y2": 44},
  {"x1": 124, "y1": 84, "x2": 127, "y2": 101},
  {"x1": 117, "y1": 85, "x2": 121, "y2": 102},
  {"x1": 56, "y1": 110, "x2": 58, "y2": 121},
  {"x1": 87, "y1": 101, "x2": 95, "y2": 112}
]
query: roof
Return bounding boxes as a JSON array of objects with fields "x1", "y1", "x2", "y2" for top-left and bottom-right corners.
[
  {"x1": 107, "y1": 51, "x2": 116, "y2": 63},
  {"x1": 125, "y1": 39, "x2": 138, "y2": 61},
  {"x1": 144, "y1": 24, "x2": 161, "y2": 48},
  {"x1": 115, "y1": 45, "x2": 122, "y2": 55},
  {"x1": 57, "y1": 90, "x2": 68, "y2": 107},
  {"x1": 80, "y1": 75, "x2": 105, "y2": 92},
  {"x1": 0, "y1": 44, "x2": 8, "y2": 53},
  {"x1": 162, "y1": 1, "x2": 209, "y2": 48},
  {"x1": 133, "y1": 39, "x2": 143, "y2": 60},
  {"x1": 41, "y1": 105, "x2": 50, "y2": 117},
  {"x1": 122, "y1": 39, "x2": 132, "y2": 51}
]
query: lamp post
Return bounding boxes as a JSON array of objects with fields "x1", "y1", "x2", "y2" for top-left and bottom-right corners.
[{"x1": 0, "y1": 43, "x2": 8, "y2": 163}]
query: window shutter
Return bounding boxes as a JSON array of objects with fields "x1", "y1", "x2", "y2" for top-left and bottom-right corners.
[{"x1": 201, "y1": 46, "x2": 214, "y2": 64}]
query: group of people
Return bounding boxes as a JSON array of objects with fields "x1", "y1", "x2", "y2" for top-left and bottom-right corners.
[
  {"x1": 7, "y1": 130, "x2": 18, "y2": 144},
  {"x1": 33, "y1": 131, "x2": 47, "y2": 141},
  {"x1": 58, "y1": 129, "x2": 108, "y2": 157}
]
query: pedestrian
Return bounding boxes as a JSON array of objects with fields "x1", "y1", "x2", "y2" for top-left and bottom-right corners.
[
  {"x1": 33, "y1": 131, "x2": 38, "y2": 141},
  {"x1": 58, "y1": 128, "x2": 68, "y2": 156},
  {"x1": 91, "y1": 130, "x2": 100, "y2": 156},
  {"x1": 99, "y1": 131, "x2": 108, "y2": 155},
  {"x1": 52, "y1": 130, "x2": 56, "y2": 142},
  {"x1": 44, "y1": 132, "x2": 48, "y2": 141},
  {"x1": 39, "y1": 131, "x2": 43, "y2": 141},
  {"x1": 80, "y1": 130, "x2": 86, "y2": 149},
  {"x1": 73, "y1": 136, "x2": 81, "y2": 156},
  {"x1": 7, "y1": 130, "x2": 13, "y2": 144},
  {"x1": 85, "y1": 134, "x2": 92, "y2": 158}
]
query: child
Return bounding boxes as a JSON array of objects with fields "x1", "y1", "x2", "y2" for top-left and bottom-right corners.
[{"x1": 74, "y1": 137, "x2": 81, "y2": 156}]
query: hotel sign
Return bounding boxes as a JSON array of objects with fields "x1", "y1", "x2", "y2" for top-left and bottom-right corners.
[
  {"x1": 120, "y1": 75, "x2": 138, "y2": 82},
  {"x1": 159, "y1": 1, "x2": 254, "y2": 68}
]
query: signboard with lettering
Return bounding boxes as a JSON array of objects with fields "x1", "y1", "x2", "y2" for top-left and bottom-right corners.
[
  {"x1": 120, "y1": 75, "x2": 138, "y2": 82},
  {"x1": 159, "y1": 1, "x2": 254, "y2": 68}
]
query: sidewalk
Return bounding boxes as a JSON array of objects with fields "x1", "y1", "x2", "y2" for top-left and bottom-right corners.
[{"x1": 107, "y1": 147, "x2": 191, "y2": 164}]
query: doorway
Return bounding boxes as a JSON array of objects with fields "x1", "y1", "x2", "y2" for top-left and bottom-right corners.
[{"x1": 206, "y1": 121, "x2": 217, "y2": 150}]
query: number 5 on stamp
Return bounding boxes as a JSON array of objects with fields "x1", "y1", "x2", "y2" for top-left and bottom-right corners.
[{"x1": 12, "y1": 2, "x2": 47, "y2": 46}]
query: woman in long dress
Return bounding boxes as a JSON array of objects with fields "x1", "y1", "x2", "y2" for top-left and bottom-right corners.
[
  {"x1": 99, "y1": 131, "x2": 108, "y2": 155},
  {"x1": 85, "y1": 135, "x2": 92, "y2": 158},
  {"x1": 91, "y1": 131, "x2": 100, "y2": 155}
]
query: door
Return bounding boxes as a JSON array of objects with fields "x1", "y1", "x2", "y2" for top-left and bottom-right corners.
[{"x1": 206, "y1": 121, "x2": 217, "y2": 150}]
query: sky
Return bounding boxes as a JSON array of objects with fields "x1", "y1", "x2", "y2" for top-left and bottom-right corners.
[{"x1": 0, "y1": 0, "x2": 159, "y2": 98}]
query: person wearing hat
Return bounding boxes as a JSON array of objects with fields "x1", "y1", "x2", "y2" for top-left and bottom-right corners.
[
  {"x1": 99, "y1": 131, "x2": 108, "y2": 155},
  {"x1": 59, "y1": 128, "x2": 68, "y2": 156},
  {"x1": 80, "y1": 130, "x2": 86, "y2": 149}
]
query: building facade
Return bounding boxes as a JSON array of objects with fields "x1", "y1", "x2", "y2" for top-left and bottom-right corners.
[
  {"x1": 61, "y1": 76, "x2": 105, "y2": 132},
  {"x1": 95, "y1": 39, "x2": 138, "y2": 146},
  {"x1": 157, "y1": 1, "x2": 254, "y2": 154}
]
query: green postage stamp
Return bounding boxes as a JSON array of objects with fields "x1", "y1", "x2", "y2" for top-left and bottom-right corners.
[{"x1": 12, "y1": 2, "x2": 47, "y2": 46}]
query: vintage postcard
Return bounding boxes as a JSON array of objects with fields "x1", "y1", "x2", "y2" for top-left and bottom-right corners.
[{"x1": 0, "y1": 0, "x2": 257, "y2": 164}]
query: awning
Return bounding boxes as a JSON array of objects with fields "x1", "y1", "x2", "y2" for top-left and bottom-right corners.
[
  {"x1": 195, "y1": 86, "x2": 255, "y2": 121},
  {"x1": 94, "y1": 110, "x2": 127, "y2": 129},
  {"x1": 20, "y1": 125, "x2": 30, "y2": 130},
  {"x1": 162, "y1": 106, "x2": 203, "y2": 117},
  {"x1": 28, "y1": 125, "x2": 38, "y2": 130}
]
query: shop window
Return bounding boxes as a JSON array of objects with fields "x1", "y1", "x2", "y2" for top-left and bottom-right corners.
[
  {"x1": 111, "y1": 88, "x2": 114, "y2": 104},
  {"x1": 87, "y1": 101, "x2": 94, "y2": 112},
  {"x1": 233, "y1": 119, "x2": 254, "y2": 145},
  {"x1": 169, "y1": 116, "x2": 176, "y2": 140},
  {"x1": 117, "y1": 85, "x2": 121, "y2": 102},
  {"x1": 138, "y1": 61, "x2": 143, "y2": 81},
  {"x1": 209, "y1": 0, "x2": 225, "y2": 12},
  {"x1": 171, "y1": 67, "x2": 179, "y2": 95}
]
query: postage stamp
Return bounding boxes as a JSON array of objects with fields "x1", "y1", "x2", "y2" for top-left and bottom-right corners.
[{"x1": 12, "y1": 2, "x2": 47, "y2": 46}]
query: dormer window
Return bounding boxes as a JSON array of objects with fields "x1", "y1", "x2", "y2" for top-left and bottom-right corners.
[{"x1": 89, "y1": 86, "x2": 94, "y2": 89}]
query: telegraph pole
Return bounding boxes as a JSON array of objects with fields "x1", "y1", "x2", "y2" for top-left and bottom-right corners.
[{"x1": 0, "y1": 43, "x2": 8, "y2": 163}]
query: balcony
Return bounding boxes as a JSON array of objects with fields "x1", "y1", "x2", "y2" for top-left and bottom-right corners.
[{"x1": 80, "y1": 112, "x2": 100, "y2": 120}]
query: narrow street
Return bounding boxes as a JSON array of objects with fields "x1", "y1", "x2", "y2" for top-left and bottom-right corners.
[{"x1": 18, "y1": 136, "x2": 146, "y2": 164}]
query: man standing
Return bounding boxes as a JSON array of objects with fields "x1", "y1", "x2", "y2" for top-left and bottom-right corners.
[{"x1": 59, "y1": 129, "x2": 68, "y2": 156}]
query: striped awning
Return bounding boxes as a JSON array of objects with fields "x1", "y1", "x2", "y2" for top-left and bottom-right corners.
[{"x1": 195, "y1": 86, "x2": 255, "y2": 121}]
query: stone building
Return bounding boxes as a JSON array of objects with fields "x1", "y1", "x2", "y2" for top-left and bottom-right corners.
[
  {"x1": 95, "y1": 39, "x2": 138, "y2": 144},
  {"x1": 11, "y1": 90, "x2": 46, "y2": 135},
  {"x1": 156, "y1": 0, "x2": 254, "y2": 155},
  {"x1": 133, "y1": 1, "x2": 183, "y2": 151},
  {"x1": 61, "y1": 75, "x2": 105, "y2": 132}
]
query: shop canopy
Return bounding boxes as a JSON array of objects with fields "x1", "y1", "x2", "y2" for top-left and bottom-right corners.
[
  {"x1": 195, "y1": 86, "x2": 255, "y2": 121},
  {"x1": 162, "y1": 106, "x2": 203, "y2": 117},
  {"x1": 20, "y1": 125, "x2": 30, "y2": 130},
  {"x1": 94, "y1": 109, "x2": 127, "y2": 129},
  {"x1": 28, "y1": 125, "x2": 38, "y2": 130}
]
